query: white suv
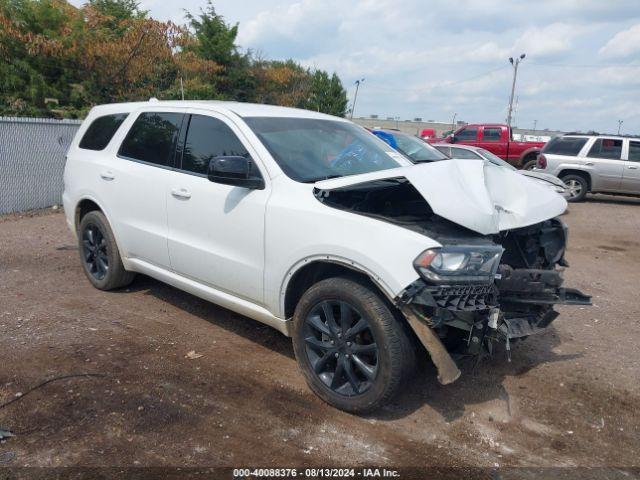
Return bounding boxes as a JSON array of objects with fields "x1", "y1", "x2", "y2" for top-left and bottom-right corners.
[{"x1": 63, "y1": 100, "x2": 590, "y2": 412}]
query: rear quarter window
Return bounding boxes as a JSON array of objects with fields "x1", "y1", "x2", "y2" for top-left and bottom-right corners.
[
  {"x1": 542, "y1": 137, "x2": 588, "y2": 156},
  {"x1": 78, "y1": 113, "x2": 129, "y2": 151}
]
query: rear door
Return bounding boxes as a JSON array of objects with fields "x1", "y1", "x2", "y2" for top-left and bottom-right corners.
[
  {"x1": 166, "y1": 110, "x2": 269, "y2": 303},
  {"x1": 621, "y1": 139, "x2": 640, "y2": 193},
  {"x1": 477, "y1": 126, "x2": 507, "y2": 158},
  {"x1": 584, "y1": 138, "x2": 624, "y2": 191},
  {"x1": 107, "y1": 109, "x2": 185, "y2": 268}
]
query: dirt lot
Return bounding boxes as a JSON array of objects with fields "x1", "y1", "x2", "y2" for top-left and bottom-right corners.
[{"x1": 1, "y1": 196, "x2": 639, "y2": 476}]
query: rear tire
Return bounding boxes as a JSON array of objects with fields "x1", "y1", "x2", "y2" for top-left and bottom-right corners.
[
  {"x1": 521, "y1": 158, "x2": 537, "y2": 170},
  {"x1": 78, "y1": 211, "x2": 135, "y2": 290},
  {"x1": 561, "y1": 174, "x2": 588, "y2": 202},
  {"x1": 292, "y1": 277, "x2": 414, "y2": 413}
]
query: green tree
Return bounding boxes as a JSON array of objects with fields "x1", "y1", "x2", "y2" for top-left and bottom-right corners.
[
  {"x1": 185, "y1": 0, "x2": 238, "y2": 67},
  {"x1": 306, "y1": 70, "x2": 348, "y2": 117}
]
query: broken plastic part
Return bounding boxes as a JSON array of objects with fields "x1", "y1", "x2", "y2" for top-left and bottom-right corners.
[{"x1": 402, "y1": 306, "x2": 461, "y2": 385}]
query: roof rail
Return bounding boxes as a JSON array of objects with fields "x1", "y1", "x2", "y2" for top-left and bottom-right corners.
[{"x1": 563, "y1": 131, "x2": 640, "y2": 139}]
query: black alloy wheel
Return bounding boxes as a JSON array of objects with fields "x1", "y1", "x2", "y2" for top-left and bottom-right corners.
[
  {"x1": 292, "y1": 277, "x2": 415, "y2": 413},
  {"x1": 82, "y1": 223, "x2": 109, "y2": 280},
  {"x1": 303, "y1": 299, "x2": 379, "y2": 396},
  {"x1": 77, "y1": 210, "x2": 135, "y2": 290}
]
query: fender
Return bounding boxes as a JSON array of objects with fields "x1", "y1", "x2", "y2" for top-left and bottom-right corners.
[{"x1": 279, "y1": 254, "x2": 397, "y2": 318}]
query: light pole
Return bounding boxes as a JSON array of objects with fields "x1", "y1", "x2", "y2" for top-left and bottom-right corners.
[
  {"x1": 506, "y1": 53, "x2": 526, "y2": 130},
  {"x1": 350, "y1": 78, "x2": 365, "y2": 120},
  {"x1": 533, "y1": 119, "x2": 537, "y2": 132},
  {"x1": 618, "y1": 120, "x2": 623, "y2": 135},
  {"x1": 451, "y1": 112, "x2": 457, "y2": 136}
]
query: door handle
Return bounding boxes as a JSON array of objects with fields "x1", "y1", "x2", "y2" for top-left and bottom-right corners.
[
  {"x1": 100, "y1": 170, "x2": 115, "y2": 181},
  {"x1": 171, "y1": 188, "x2": 192, "y2": 199},
  {"x1": 584, "y1": 162, "x2": 595, "y2": 166},
  {"x1": 628, "y1": 165, "x2": 638, "y2": 170}
]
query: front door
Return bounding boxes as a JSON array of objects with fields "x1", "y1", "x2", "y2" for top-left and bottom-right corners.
[
  {"x1": 584, "y1": 138, "x2": 624, "y2": 191},
  {"x1": 621, "y1": 139, "x2": 640, "y2": 193},
  {"x1": 166, "y1": 111, "x2": 269, "y2": 304}
]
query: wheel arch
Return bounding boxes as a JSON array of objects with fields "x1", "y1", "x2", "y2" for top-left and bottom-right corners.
[
  {"x1": 519, "y1": 148, "x2": 540, "y2": 168},
  {"x1": 558, "y1": 169, "x2": 592, "y2": 190},
  {"x1": 281, "y1": 257, "x2": 396, "y2": 320}
]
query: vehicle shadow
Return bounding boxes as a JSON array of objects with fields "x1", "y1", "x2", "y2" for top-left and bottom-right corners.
[
  {"x1": 371, "y1": 333, "x2": 582, "y2": 422},
  {"x1": 116, "y1": 275, "x2": 582, "y2": 423},
  {"x1": 119, "y1": 274, "x2": 296, "y2": 360},
  {"x1": 584, "y1": 194, "x2": 640, "y2": 205}
]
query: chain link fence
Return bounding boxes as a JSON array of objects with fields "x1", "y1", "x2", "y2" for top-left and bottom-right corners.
[{"x1": 0, "y1": 116, "x2": 81, "y2": 215}]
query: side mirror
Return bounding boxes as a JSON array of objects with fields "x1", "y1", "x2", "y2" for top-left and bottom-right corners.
[
  {"x1": 449, "y1": 135, "x2": 457, "y2": 143},
  {"x1": 207, "y1": 156, "x2": 265, "y2": 190}
]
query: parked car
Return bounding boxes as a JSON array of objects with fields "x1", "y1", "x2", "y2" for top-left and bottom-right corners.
[
  {"x1": 64, "y1": 101, "x2": 590, "y2": 413},
  {"x1": 432, "y1": 143, "x2": 570, "y2": 199},
  {"x1": 370, "y1": 129, "x2": 569, "y2": 198},
  {"x1": 428, "y1": 123, "x2": 546, "y2": 170},
  {"x1": 536, "y1": 133, "x2": 640, "y2": 202}
]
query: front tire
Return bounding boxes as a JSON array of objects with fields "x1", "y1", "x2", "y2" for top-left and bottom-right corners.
[
  {"x1": 292, "y1": 277, "x2": 414, "y2": 413},
  {"x1": 78, "y1": 211, "x2": 135, "y2": 290},
  {"x1": 561, "y1": 174, "x2": 588, "y2": 202}
]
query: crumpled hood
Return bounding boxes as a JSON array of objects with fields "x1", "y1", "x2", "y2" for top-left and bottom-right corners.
[
  {"x1": 314, "y1": 159, "x2": 567, "y2": 235},
  {"x1": 519, "y1": 169, "x2": 567, "y2": 188}
]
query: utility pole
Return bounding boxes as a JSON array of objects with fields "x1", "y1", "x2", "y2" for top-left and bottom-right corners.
[
  {"x1": 533, "y1": 119, "x2": 537, "y2": 132},
  {"x1": 451, "y1": 112, "x2": 457, "y2": 135},
  {"x1": 180, "y1": 77, "x2": 185, "y2": 101},
  {"x1": 506, "y1": 53, "x2": 526, "y2": 130},
  {"x1": 350, "y1": 78, "x2": 365, "y2": 120},
  {"x1": 617, "y1": 120, "x2": 623, "y2": 135}
]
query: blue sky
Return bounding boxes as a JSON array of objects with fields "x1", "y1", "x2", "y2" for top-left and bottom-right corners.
[{"x1": 71, "y1": 0, "x2": 640, "y2": 133}]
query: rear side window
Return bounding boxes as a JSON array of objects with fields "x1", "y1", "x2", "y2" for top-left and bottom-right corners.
[
  {"x1": 542, "y1": 137, "x2": 588, "y2": 156},
  {"x1": 180, "y1": 115, "x2": 249, "y2": 175},
  {"x1": 119, "y1": 112, "x2": 183, "y2": 166},
  {"x1": 587, "y1": 138, "x2": 622, "y2": 160},
  {"x1": 79, "y1": 113, "x2": 128, "y2": 151},
  {"x1": 482, "y1": 127, "x2": 501, "y2": 142},
  {"x1": 628, "y1": 141, "x2": 640, "y2": 162}
]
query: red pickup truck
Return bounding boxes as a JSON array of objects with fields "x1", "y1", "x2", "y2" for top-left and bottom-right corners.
[{"x1": 428, "y1": 124, "x2": 546, "y2": 169}]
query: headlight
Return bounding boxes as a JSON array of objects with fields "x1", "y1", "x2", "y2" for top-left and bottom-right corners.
[{"x1": 414, "y1": 246, "x2": 504, "y2": 284}]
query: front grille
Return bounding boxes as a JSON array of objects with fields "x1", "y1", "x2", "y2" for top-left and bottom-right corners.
[{"x1": 428, "y1": 284, "x2": 497, "y2": 311}]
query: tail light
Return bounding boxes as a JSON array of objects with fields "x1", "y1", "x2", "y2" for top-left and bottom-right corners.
[{"x1": 537, "y1": 154, "x2": 547, "y2": 169}]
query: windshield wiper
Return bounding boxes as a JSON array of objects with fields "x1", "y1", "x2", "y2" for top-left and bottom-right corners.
[{"x1": 304, "y1": 174, "x2": 343, "y2": 183}]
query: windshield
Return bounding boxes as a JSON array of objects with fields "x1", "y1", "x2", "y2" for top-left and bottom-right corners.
[
  {"x1": 475, "y1": 148, "x2": 517, "y2": 170},
  {"x1": 392, "y1": 132, "x2": 448, "y2": 162},
  {"x1": 244, "y1": 117, "x2": 407, "y2": 182}
]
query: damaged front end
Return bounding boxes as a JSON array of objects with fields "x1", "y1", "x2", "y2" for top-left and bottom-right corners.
[
  {"x1": 313, "y1": 160, "x2": 591, "y2": 384},
  {"x1": 397, "y1": 218, "x2": 591, "y2": 384}
]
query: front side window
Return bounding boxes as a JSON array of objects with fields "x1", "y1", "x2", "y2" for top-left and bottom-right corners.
[
  {"x1": 628, "y1": 141, "x2": 640, "y2": 162},
  {"x1": 542, "y1": 136, "x2": 588, "y2": 156},
  {"x1": 244, "y1": 117, "x2": 407, "y2": 182},
  {"x1": 393, "y1": 133, "x2": 448, "y2": 163},
  {"x1": 482, "y1": 127, "x2": 501, "y2": 142},
  {"x1": 449, "y1": 147, "x2": 482, "y2": 160},
  {"x1": 79, "y1": 113, "x2": 128, "y2": 151},
  {"x1": 587, "y1": 138, "x2": 623, "y2": 160},
  {"x1": 455, "y1": 127, "x2": 478, "y2": 142},
  {"x1": 119, "y1": 112, "x2": 183, "y2": 166},
  {"x1": 181, "y1": 115, "x2": 249, "y2": 175}
]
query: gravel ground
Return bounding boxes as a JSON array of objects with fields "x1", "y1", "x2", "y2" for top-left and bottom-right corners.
[{"x1": 0, "y1": 196, "x2": 639, "y2": 477}]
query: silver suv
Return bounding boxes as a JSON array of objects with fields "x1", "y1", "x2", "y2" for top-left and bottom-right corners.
[{"x1": 536, "y1": 134, "x2": 640, "y2": 202}]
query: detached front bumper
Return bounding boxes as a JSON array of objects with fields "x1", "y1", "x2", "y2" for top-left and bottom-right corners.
[{"x1": 397, "y1": 266, "x2": 591, "y2": 385}]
